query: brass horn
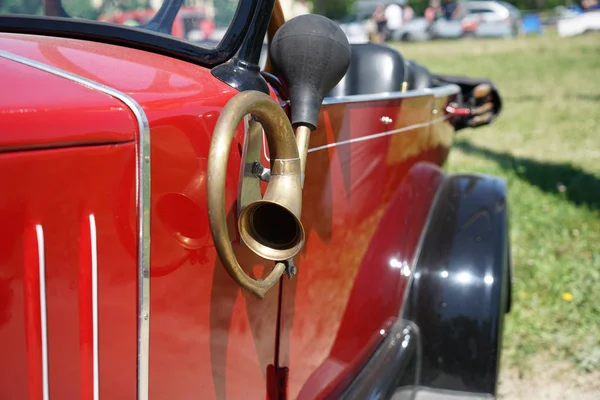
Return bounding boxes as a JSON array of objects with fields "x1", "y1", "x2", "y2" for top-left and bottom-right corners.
[
  {"x1": 207, "y1": 90, "x2": 305, "y2": 299},
  {"x1": 208, "y1": 13, "x2": 350, "y2": 298}
]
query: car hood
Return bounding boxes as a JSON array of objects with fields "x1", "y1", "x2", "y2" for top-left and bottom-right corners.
[
  {"x1": 0, "y1": 32, "x2": 239, "y2": 152},
  {"x1": 0, "y1": 42, "x2": 137, "y2": 152}
]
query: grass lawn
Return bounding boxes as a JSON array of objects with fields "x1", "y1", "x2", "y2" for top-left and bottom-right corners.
[{"x1": 394, "y1": 34, "x2": 600, "y2": 374}]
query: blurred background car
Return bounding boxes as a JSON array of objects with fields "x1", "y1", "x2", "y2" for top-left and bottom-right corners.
[
  {"x1": 557, "y1": 8, "x2": 600, "y2": 37},
  {"x1": 462, "y1": 0, "x2": 523, "y2": 38},
  {"x1": 390, "y1": 17, "x2": 432, "y2": 41},
  {"x1": 337, "y1": 13, "x2": 372, "y2": 43},
  {"x1": 369, "y1": 0, "x2": 523, "y2": 42}
]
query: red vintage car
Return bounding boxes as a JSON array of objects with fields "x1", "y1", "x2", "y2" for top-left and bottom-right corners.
[{"x1": 0, "y1": 0, "x2": 510, "y2": 399}]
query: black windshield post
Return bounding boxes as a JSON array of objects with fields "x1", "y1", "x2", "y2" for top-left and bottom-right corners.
[
  {"x1": 237, "y1": 0, "x2": 275, "y2": 65},
  {"x1": 211, "y1": 0, "x2": 275, "y2": 94},
  {"x1": 141, "y1": 0, "x2": 185, "y2": 35}
]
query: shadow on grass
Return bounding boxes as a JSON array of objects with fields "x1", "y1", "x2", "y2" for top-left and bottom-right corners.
[
  {"x1": 503, "y1": 94, "x2": 600, "y2": 103},
  {"x1": 455, "y1": 140, "x2": 600, "y2": 211},
  {"x1": 575, "y1": 94, "x2": 600, "y2": 102},
  {"x1": 503, "y1": 94, "x2": 544, "y2": 103}
]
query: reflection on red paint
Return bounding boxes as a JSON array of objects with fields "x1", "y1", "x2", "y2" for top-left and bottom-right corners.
[
  {"x1": 24, "y1": 225, "x2": 42, "y2": 400},
  {"x1": 79, "y1": 214, "x2": 93, "y2": 400}
]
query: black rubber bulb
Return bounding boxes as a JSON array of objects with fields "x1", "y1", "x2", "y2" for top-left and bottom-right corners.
[{"x1": 270, "y1": 14, "x2": 351, "y2": 130}]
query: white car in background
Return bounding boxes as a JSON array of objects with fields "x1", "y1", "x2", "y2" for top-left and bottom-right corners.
[
  {"x1": 557, "y1": 10, "x2": 600, "y2": 37},
  {"x1": 412, "y1": 1, "x2": 523, "y2": 40},
  {"x1": 337, "y1": 14, "x2": 371, "y2": 43},
  {"x1": 461, "y1": 1, "x2": 522, "y2": 37},
  {"x1": 393, "y1": 1, "x2": 521, "y2": 42},
  {"x1": 390, "y1": 17, "x2": 468, "y2": 42},
  {"x1": 339, "y1": 0, "x2": 522, "y2": 43}
]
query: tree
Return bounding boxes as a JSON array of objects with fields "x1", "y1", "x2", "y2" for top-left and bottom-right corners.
[
  {"x1": 63, "y1": 0, "x2": 103, "y2": 19},
  {"x1": 213, "y1": 0, "x2": 237, "y2": 26},
  {"x1": 313, "y1": 0, "x2": 355, "y2": 20},
  {"x1": 0, "y1": 0, "x2": 42, "y2": 15}
]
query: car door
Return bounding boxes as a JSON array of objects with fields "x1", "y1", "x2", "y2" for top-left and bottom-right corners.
[{"x1": 275, "y1": 84, "x2": 458, "y2": 398}]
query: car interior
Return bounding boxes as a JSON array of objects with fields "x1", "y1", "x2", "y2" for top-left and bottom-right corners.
[
  {"x1": 326, "y1": 43, "x2": 434, "y2": 96},
  {"x1": 258, "y1": 41, "x2": 435, "y2": 97}
]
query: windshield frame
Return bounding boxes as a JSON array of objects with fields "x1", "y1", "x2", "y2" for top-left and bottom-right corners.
[{"x1": 0, "y1": 0, "x2": 262, "y2": 68}]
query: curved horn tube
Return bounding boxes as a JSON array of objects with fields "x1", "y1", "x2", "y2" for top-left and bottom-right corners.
[{"x1": 207, "y1": 90, "x2": 305, "y2": 298}]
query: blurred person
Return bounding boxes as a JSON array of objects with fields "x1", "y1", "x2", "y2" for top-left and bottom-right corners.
[
  {"x1": 442, "y1": 0, "x2": 461, "y2": 20},
  {"x1": 425, "y1": 0, "x2": 441, "y2": 23},
  {"x1": 385, "y1": 2, "x2": 403, "y2": 40},
  {"x1": 364, "y1": 15, "x2": 377, "y2": 41},
  {"x1": 200, "y1": 17, "x2": 215, "y2": 40},
  {"x1": 581, "y1": 0, "x2": 600, "y2": 11},
  {"x1": 403, "y1": 3, "x2": 414, "y2": 23},
  {"x1": 372, "y1": 3, "x2": 388, "y2": 42}
]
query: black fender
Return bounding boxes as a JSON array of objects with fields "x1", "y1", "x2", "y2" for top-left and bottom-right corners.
[{"x1": 402, "y1": 173, "x2": 511, "y2": 396}]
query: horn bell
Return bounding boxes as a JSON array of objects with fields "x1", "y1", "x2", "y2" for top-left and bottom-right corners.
[
  {"x1": 207, "y1": 90, "x2": 307, "y2": 297},
  {"x1": 239, "y1": 160, "x2": 305, "y2": 262}
]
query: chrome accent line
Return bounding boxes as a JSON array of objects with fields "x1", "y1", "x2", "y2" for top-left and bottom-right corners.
[
  {"x1": 0, "y1": 50, "x2": 152, "y2": 400},
  {"x1": 322, "y1": 84, "x2": 461, "y2": 105},
  {"x1": 89, "y1": 215, "x2": 100, "y2": 400},
  {"x1": 323, "y1": 89, "x2": 426, "y2": 105},
  {"x1": 429, "y1": 83, "x2": 462, "y2": 98},
  {"x1": 36, "y1": 224, "x2": 49, "y2": 400},
  {"x1": 307, "y1": 115, "x2": 450, "y2": 154},
  {"x1": 264, "y1": 86, "x2": 459, "y2": 160}
]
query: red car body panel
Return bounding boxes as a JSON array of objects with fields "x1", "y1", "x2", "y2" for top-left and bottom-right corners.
[
  {"x1": 0, "y1": 143, "x2": 138, "y2": 400},
  {"x1": 0, "y1": 32, "x2": 456, "y2": 399},
  {"x1": 0, "y1": 56, "x2": 135, "y2": 151}
]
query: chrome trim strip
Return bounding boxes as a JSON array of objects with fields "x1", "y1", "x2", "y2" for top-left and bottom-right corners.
[
  {"x1": 429, "y1": 83, "x2": 462, "y2": 98},
  {"x1": 36, "y1": 224, "x2": 49, "y2": 400},
  {"x1": 0, "y1": 50, "x2": 152, "y2": 400},
  {"x1": 89, "y1": 215, "x2": 100, "y2": 400},
  {"x1": 307, "y1": 115, "x2": 450, "y2": 154},
  {"x1": 323, "y1": 89, "x2": 425, "y2": 105},
  {"x1": 322, "y1": 84, "x2": 461, "y2": 105}
]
